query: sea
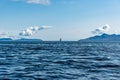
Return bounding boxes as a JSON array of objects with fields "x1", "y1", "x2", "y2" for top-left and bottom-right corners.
[{"x1": 0, "y1": 41, "x2": 120, "y2": 80}]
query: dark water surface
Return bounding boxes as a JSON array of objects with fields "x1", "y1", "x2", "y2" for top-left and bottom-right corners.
[{"x1": 0, "y1": 42, "x2": 120, "y2": 80}]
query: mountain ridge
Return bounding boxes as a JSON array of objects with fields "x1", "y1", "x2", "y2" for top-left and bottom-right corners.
[{"x1": 79, "y1": 33, "x2": 120, "y2": 42}]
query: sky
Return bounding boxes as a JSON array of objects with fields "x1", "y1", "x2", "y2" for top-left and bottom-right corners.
[{"x1": 0, "y1": 0, "x2": 120, "y2": 41}]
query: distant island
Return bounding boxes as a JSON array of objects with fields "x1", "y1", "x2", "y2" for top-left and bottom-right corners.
[
  {"x1": 0, "y1": 38, "x2": 42, "y2": 42},
  {"x1": 79, "y1": 34, "x2": 120, "y2": 42},
  {"x1": 17, "y1": 38, "x2": 42, "y2": 41}
]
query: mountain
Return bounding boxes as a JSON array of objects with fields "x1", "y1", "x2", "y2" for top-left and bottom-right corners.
[{"x1": 79, "y1": 34, "x2": 120, "y2": 42}]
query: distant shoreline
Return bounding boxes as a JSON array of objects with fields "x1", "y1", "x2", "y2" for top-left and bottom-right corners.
[{"x1": 0, "y1": 41, "x2": 120, "y2": 44}]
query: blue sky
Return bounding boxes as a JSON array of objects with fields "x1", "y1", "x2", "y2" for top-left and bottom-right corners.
[{"x1": 0, "y1": 0, "x2": 120, "y2": 41}]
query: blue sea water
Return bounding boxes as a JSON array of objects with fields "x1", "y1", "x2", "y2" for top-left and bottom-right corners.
[{"x1": 0, "y1": 41, "x2": 120, "y2": 80}]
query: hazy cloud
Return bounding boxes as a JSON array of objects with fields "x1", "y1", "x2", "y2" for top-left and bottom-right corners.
[
  {"x1": 12, "y1": 0, "x2": 51, "y2": 5},
  {"x1": 0, "y1": 32, "x2": 8, "y2": 36},
  {"x1": 0, "y1": 32, "x2": 9, "y2": 38}
]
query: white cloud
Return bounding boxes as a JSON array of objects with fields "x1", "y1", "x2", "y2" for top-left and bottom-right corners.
[
  {"x1": 92, "y1": 24, "x2": 110, "y2": 35},
  {"x1": 19, "y1": 26, "x2": 52, "y2": 36},
  {"x1": 12, "y1": 0, "x2": 51, "y2": 5}
]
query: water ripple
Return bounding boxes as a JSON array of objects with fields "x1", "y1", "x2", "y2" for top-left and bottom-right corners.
[{"x1": 0, "y1": 42, "x2": 120, "y2": 80}]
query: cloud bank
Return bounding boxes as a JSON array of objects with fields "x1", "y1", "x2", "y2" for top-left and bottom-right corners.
[
  {"x1": 0, "y1": 32, "x2": 8, "y2": 36},
  {"x1": 92, "y1": 24, "x2": 110, "y2": 35},
  {"x1": 0, "y1": 32, "x2": 9, "y2": 38},
  {"x1": 12, "y1": 0, "x2": 51, "y2": 5},
  {"x1": 19, "y1": 26, "x2": 52, "y2": 36}
]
